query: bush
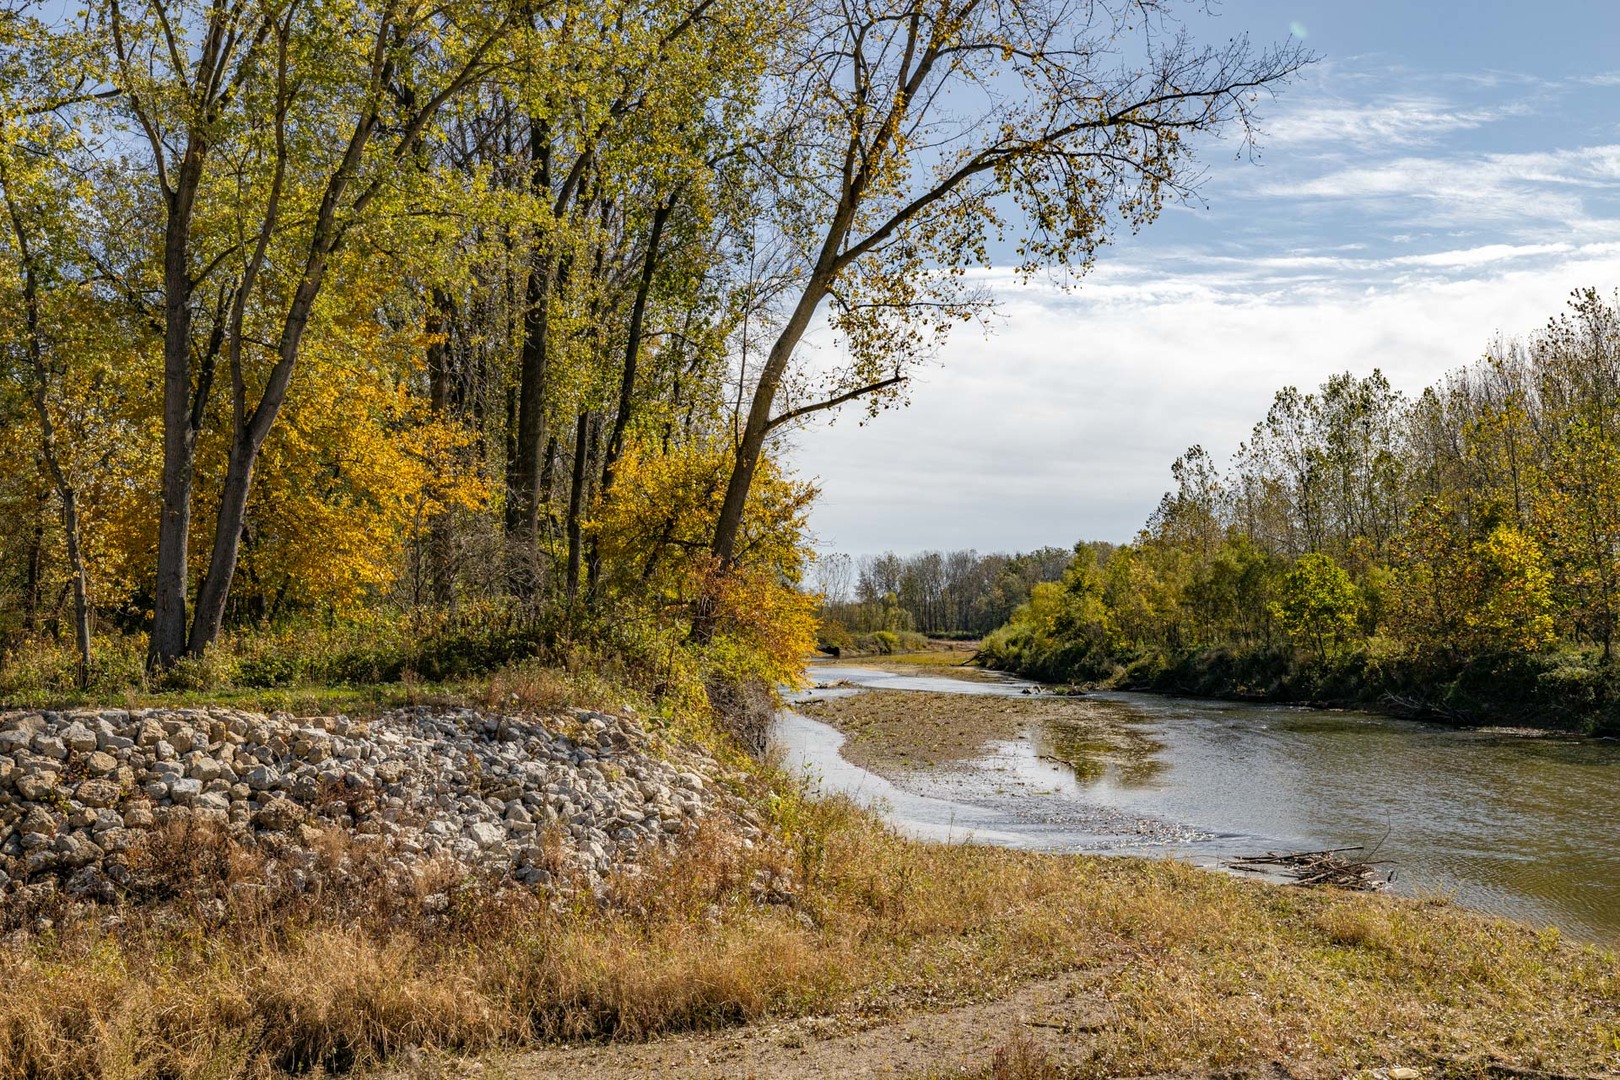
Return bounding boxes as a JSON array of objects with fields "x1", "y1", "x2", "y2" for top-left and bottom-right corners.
[{"x1": 847, "y1": 629, "x2": 927, "y2": 655}]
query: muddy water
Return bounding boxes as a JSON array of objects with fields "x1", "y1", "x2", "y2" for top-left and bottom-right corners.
[{"x1": 775, "y1": 662, "x2": 1620, "y2": 944}]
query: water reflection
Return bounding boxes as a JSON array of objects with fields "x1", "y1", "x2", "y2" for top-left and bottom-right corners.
[{"x1": 1036, "y1": 711, "x2": 1167, "y2": 786}]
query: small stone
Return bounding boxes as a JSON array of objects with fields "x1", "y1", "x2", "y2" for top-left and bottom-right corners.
[
  {"x1": 252, "y1": 797, "x2": 306, "y2": 832},
  {"x1": 85, "y1": 751, "x2": 118, "y2": 776},
  {"x1": 75, "y1": 779, "x2": 121, "y2": 808},
  {"x1": 465, "y1": 821, "x2": 506, "y2": 848},
  {"x1": 122, "y1": 806, "x2": 154, "y2": 829},
  {"x1": 169, "y1": 777, "x2": 203, "y2": 803},
  {"x1": 245, "y1": 765, "x2": 280, "y2": 791},
  {"x1": 31, "y1": 734, "x2": 68, "y2": 760},
  {"x1": 185, "y1": 753, "x2": 222, "y2": 783},
  {"x1": 61, "y1": 722, "x2": 98, "y2": 753},
  {"x1": 98, "y1": 826, "x2": 134, "y2": 852},
  {"x1": 14, "y1": 773, "x2": 56, "y2": 800}
]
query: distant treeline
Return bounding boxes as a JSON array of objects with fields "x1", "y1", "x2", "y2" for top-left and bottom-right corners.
[
  {"x1": 814, "y1": 547, "x2": 1081, "y2": 647},
  {"x1": 982, "y1": 289, "x2": 1620, "y2": 733}
]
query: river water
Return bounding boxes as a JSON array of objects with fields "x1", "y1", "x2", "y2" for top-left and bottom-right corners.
[{"x1": 775, "y1": 662, "x2": 1620, "y2": 944}]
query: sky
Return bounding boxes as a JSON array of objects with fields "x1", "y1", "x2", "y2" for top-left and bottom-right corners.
[{"x1": 785, "y1": 0, "x2": 1620, "y2": 560}]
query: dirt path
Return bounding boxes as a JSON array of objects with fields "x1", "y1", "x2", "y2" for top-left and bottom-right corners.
[{"x1": 470, "y1": 971, "x2": 1115, "y2": 1079}]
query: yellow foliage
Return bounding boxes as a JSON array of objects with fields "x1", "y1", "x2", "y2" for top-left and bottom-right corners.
[
  {"x1": 1387, "y1": 499, "x2": 1556, "y2": 659},
  {"x1": 590, "y1": 440, "x2": 817, "y2": 686},
  {"x1": 228, "y1": 315, "x2": 489, "y2": 617}
]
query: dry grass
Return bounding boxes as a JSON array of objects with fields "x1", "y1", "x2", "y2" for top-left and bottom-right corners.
[
  {"x1": 977, "y1": 1036, "x2": 1063, "y2": 1080},
  {"x1": 0, "y1": 764, "x2": 1617, "y2": 1079},
  {"x1": 480, "y1": 660, "x2": 628, "y2": 716}
]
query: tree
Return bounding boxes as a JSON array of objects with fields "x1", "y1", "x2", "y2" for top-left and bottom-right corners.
[
  {"x1": 1536, "y1": 420, "x2": 1620, "y2": 659},
  {"x1": 707, "y1": 0, "x2": 1309, "y2": 566},
  {"x1": 96, "y1": 0, "x2": 511, "y2": 663},
  {"x1": 1388, "y1": 499, "x2": 1555, "y2": 661},
  {"x1": 1272, "y1": 552, "x2": 1358, "y2": 665},
  {"x1": 0, "y1": 26, "x2": 148, "y2": 684},
  {"x1": 0, "y1": 107, "x2": 97, "y2": 684}
]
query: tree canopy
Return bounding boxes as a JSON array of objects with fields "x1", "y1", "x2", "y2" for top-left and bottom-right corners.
[{"x1": 0, "y1": 0, "x2": 1303, "y2": 696}]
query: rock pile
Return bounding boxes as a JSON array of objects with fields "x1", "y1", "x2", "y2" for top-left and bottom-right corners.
[{"x1": 0, "y1": 703, "x2": 734, "y2": 902}]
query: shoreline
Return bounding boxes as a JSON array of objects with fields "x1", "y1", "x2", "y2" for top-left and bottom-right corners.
[{"x1": 791, "y1": 660, "x2": 1620, "y2": 946}]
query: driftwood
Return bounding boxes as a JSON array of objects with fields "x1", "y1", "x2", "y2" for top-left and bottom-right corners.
[
  {"x1": 1227, "y1": 845, "x2": 1394, "y2": 892},
  {"x1": 1380, "y1": 692, "x2": 1475, "y2": 725}
]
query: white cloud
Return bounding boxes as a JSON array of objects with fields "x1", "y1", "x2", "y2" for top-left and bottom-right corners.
[
  {"x1": 1262, "y1": 97, "x2": 1523, "y2": 150},
  {"x1": 1254, "y1": 144, "x2": 1620, "y2": 235},
  {"x1": 1390, "y1": 242, "x2": 1578, "y2": 268},
  {"x1": 788, "y1": 251, "x2": 1620, "y2": 554},
  {"x1": 781, "y1": 61, "x2": 1620, "y2": 556}
]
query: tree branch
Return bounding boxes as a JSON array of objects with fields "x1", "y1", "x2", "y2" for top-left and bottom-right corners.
[{"x1": 765, "y1": 375, "x2": 907, "y2": 433}]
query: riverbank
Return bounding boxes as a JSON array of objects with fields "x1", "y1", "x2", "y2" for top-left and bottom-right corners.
[
  {"x1": 977, "y1": 633, "x2": 1620, "y2": 737},
  {"x1": 2, "y1": 666, "x2": 1618, "y2": 1078}
]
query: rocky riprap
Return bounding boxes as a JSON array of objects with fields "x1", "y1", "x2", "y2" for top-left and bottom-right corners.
[{"x1": 0, "y1": 703, "x2": 744, "y2": 904}]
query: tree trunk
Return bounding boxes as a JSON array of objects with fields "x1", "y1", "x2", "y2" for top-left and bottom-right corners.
[
  {"x1": 425, "y1": 288, "x2": 457, "y2": 606},
  {"x1": 148, "y1": 143, "x2": 211, "y2": 668},
  {"x1": 506, "y1": 120, "x2": 553, "y2": 547},
  {"x1": 188, "y1": 436, "x2": 257, "y2": 654},
  {"x1": 564, "y1": 410, "x2": 590, "y2": 601},
  {"x1": 711, "y1": 277, "x2": 829, "y2": 565},
  {"x1": 23, "y1": 519, "x2": 42, "y2": 633},
  {"x1": 188, "y1": 196, "x2": 340, "y2": 655},
  {"x1": 600, "y1": 194, "x2": 674, "y2": 498},
  {"x1": 29, "y1": 400, "x2": 93, "y2": 690},
  {"x1": 538, "y1": 433, "x2": 559, "y2": 511},
  {"x1": 62, "y1": 488, "x2": 93, "y2": 689},
  {"x1": 8, "y1": 198, "x2": 95, "y2": 685},
  {"x1": 588, "y1": 195, "x2": 675, "y2": 597}
]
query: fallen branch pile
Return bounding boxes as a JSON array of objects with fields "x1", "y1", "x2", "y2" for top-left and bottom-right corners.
[{"x1": 1228, "y1": 846, "x2": 1393, "y2": 891}]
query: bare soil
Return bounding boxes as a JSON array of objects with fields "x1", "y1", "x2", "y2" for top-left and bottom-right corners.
[
  {"x1": 796, "y1": 688, "x2": 1113, "y2": 773},
  {"x1": 423, "y1": 970, "x2": 1119, "y2": 1079}
]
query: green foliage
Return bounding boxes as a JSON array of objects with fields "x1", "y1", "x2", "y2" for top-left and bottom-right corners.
[
  {"x1": 1273, "y1": 553, "x2": 1360, "y2": 664},
  {"x1": 982, "y1": 290, "x2": 1620, "y2": 734}
]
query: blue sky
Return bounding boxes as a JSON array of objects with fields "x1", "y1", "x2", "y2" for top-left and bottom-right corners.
[{"x1": 788, "y1": 0, "x2": 1620, "y2": 561}]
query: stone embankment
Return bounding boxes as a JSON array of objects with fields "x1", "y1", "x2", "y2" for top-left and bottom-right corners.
[{"x1": 0, "y1": 704, "x2": 741, "y2": 903}]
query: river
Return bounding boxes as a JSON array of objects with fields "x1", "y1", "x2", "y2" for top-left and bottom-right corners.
[{"x1": 775, "y1": 661, "x2": 1620, "y2": 944}]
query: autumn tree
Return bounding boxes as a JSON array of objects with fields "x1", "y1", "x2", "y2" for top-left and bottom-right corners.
[
  {"x1": 708, "y1": 0, "x2": 1310, "y2": 566},
  {"x1": 0, "y1": 19, "x2": 150, "y2": 683},
  {"x1": 86, "y1": 0, "x2": 514, "y2": 665}
]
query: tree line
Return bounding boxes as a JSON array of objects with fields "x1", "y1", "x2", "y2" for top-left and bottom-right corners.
[
  {"x1": 983, "y1": 289, "x2": 1620, "y2": 731},
  {"x1": 815, "y1": 547, "x2": 1077, "y2": 643},
  {"x1": 0, "y1": 0, "x2": 1304, "y2": 694}
]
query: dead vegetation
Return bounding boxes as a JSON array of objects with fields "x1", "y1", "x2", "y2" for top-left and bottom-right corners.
[
  {"x1": 0, "y1": 764, "x2": 1615, "y2": 1080},
  {"x1": 1229, "y1": 846, "x2": 1395, "y2": 891}
]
